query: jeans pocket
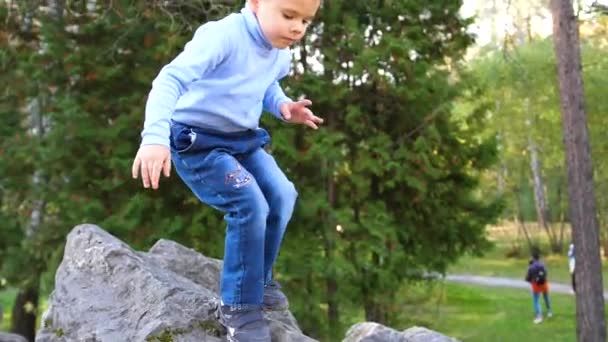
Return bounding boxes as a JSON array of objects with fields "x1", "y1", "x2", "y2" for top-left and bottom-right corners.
[
  {"x1": 257, "y1": 128, "x2": 271, "y2": 148},
  {"x1": 173, "y1": 127, "x2": 197, "y2": 154}
]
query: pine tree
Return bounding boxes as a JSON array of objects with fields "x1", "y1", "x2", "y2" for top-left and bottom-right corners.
[
  {"x1": 266, "y1": 0, "x2": 501, "y2": 337},
  {"x1": 1, "y1": 1, "x2": 500, "y2": 340}
]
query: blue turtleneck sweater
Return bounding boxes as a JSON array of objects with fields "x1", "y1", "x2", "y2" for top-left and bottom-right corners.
[{"x1": 140, "y1": 5, "x2": 292, "y2": 147}]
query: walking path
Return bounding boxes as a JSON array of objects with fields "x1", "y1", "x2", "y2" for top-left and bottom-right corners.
[{"x1": 445, "y1": 274, "x2": 608, "y2": 299}]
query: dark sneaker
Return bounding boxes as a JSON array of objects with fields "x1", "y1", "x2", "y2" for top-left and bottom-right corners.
[
  {"x1": 263, "y1": 280, "x2": 289, "y2": 311},
  {"x1": 217, "y1": 305, "x2": 271, "y2": 342}
]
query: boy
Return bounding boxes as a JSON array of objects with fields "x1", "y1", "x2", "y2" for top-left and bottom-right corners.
[
  {"x1": 525, "y1": 251, "x2": 552, "y2": 324},
  {"x1": 131, "y1": 0, "x2": 323, "y2": 340}
]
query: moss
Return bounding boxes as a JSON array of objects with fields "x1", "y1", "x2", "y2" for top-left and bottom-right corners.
[
  {"x1": 197, "y1": 320, "x2": 223, "y2": 336},
  {"x1": 43, "y1": 318, "x2": 64, "y2": 337},
  {"x1": 145, "y1": 330, "x2": 173, "y2": 342},
  {"x1": 145, "y1": 322, "x2": 223, "y2": 341},
  {"x1": 145, "y1": 328, "x2": 187, "y2": 342},
  {"x1": 145, "y1": 331, "x2": 172, "y2": 342}
]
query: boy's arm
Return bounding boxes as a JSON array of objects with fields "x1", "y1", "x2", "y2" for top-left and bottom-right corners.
[
  {"x1": 263, "y1": 81, "x2": 292, "y2": 120},
  {"x1": 141, "y1": 23, "x2": 232, "y2": 147},
  {"x1": 262, "y1": 52, "x2": 323, "y2": 129},
  {"x1": 263, "y1": 51, "x2": 292, "y2": 120}
]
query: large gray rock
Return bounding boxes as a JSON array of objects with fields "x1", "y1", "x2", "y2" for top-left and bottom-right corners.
[
  {"x1": 36, "y1": 224, "x2": 316, "y2": 342},
  {"x1": 343, "y1": 323, "x2": 460, "y2": 342},
  {"x1": 0, "y1": 333, "x2": 28, "y2": 342}
]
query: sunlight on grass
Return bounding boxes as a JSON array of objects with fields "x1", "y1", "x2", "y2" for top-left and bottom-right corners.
[
  {"x1": 400, "y1": 282, "x2": 584, "y2": 342},
  {"x1": 486, "y1": 221, "x2": 572, "y2": 242}
]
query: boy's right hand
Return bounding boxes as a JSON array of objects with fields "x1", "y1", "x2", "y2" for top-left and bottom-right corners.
[{"x1": 131, "y1": 144, "x2": 171, "y2": 190}]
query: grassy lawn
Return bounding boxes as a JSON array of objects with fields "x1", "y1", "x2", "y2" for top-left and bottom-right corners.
[
  {"x1": 0, "y1": 288, "x2": 17, "y2": 331},
  {"x1": 398, "y1": 282, "x2": 583, "y2": 342}
]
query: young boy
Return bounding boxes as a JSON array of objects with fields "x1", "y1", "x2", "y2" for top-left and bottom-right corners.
[
  {"x1": 131, "y1": 0, "x2": 323, "y2": 340},
  {"x1": 525, "y1": 251, "x2": 552, "y2": 324}
]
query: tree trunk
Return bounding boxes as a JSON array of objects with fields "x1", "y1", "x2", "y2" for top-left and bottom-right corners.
[
  {"x1": 11, "y1": 287, "x2": 38, "y2": 342},
  {"x1": 363, "y1": 251, "x2": 388, "y2": 324},
  {"x1": 364, "y1": 299, "x2": 387, "y2": 323},
  {"x1": 13, "y1": 2, "x2": 63, "y2": 340},
  {"x1": 514, "y1": 188, "x2": 534, "y2": 251},
  {"x1": 362, "y1": 177, "x2": 390, "y2": 324},
  {"x1": 551, "y1": 1, "x2": 606, "y2": 340},
  {"x1": 323, "y1": 111, "x2": 340, "y2": 339},
  {"x1": 304, "y1": 272, "x2": 321, "y2": 338},
  {"x1": 325, "y1": 263, "x2": 339, "y2": 337},
  {"x1": 528, "y1": 137, "x2": 554, "y2": 239},
  {"x1": 315, "y1": 1, "x2": 340, "y2": 333},
  {"x1": 497, "y1": 162, "x2": 507, "y2": 195}
]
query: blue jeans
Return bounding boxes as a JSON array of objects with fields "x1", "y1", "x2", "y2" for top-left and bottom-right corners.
[
  {"x1": 170, "y1": 122, "x2": 297, "y2": 310},
  {"x1": 532, "y1": 291, "x2": 551, "y2": 316}
]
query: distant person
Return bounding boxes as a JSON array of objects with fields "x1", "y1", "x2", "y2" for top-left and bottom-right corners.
[
  {"x1": 568, "y1": 243, "x2": 576, "y2": 293},
  {"x1": 525, "y1": 251, "x2": 552, "y2": 324}
]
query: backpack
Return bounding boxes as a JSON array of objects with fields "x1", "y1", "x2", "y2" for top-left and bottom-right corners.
[{"x1": 533, "y1": 265, "x2": 547, "y2": 285}]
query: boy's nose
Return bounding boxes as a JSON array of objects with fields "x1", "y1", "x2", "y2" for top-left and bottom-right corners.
[{"x1": 290, "y1": 23, "x2": 304, "y2": 35}]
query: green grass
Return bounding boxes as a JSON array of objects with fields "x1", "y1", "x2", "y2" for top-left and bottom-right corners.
[
  {"x1": 0, "y1": 288, "x2": 17, "y2": 331},
  {"x1": 400, "y1": 282, "x2": 584, "y2": 342}
]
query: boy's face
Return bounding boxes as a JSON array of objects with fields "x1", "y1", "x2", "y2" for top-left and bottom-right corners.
[{"x1": 250, "y1": 0, "x2": 320, "y2": 49}]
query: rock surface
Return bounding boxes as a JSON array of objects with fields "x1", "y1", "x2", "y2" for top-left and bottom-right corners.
[
  {"x1": 36, "y1": 224, "x2": 459, "y2": 342},
  {"x1": 36, "y1": 224, "x2": 314, "y2": 342},
  {"x1": 343, "y1": 323, "x2": 460, "y2": 342},
  {"x1": 0, "y1": 333, "x2": 28, "y2": 342}
]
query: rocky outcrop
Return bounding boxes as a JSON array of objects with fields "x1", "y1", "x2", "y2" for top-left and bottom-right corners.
[
  {"x1": 36, "y1": 224, "x2": 459, "y2": 342},
  {"x1": 343, "y1": 323, "x2": 460, "y2": 342},
  {"x1": 36, "y1": 224, "x2": 314, "y2": 342}
]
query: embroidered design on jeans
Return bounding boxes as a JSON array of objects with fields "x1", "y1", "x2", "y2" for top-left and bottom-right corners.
[{"x1": 225, "y1": 162, "x2": 252, "y2": 189}]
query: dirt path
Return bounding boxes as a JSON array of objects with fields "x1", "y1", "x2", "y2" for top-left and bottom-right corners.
[{"x1": 445, "y1": 274, "x2": 608, "y2": 298}]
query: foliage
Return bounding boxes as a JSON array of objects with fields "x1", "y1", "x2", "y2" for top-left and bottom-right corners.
[
  {"x1": 269, "y1": 0, "x2": 501, "y2": 335},
  {"x1": 462, "y1": 36, "x2": 608, "y2": 240},
  {"x1": 0, "y1": 0, "x2": 500, "y2": 339}
]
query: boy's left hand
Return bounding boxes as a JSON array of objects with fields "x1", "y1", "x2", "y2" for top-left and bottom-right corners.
[{"x1": 280, "y1": 99, "x2": 324, "y2": 129}]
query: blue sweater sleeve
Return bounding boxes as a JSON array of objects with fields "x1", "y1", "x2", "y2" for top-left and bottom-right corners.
[
  {"x1": 141, "y1": 23, "x2": 232, "y2": 147},
  {"x1": 263, "y1": 52, "x2": 292, "y2": 120}
]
